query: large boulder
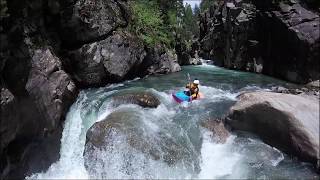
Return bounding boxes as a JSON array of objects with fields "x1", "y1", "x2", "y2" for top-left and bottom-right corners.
[
  {"x1": 68, "y1": 30, "x2": 146, "y2": 87},
  {"x1": 59, "y1": 0, "x2": 130, "y2": 47},
  {"x1": 226, "y1": 92, "x2": 319, "y2": 168},
  {"x1": 26, "y1": 48, "x2": 78, "y2": 130},
  {"x1": 84, "y1": 109, "x2": 197, "y2": 176},
  {"x1": 111, "y1": 91, "x2": 160, "y2": 108}
]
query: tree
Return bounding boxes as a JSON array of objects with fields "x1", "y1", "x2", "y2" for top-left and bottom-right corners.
[
  {"x1": 200, "y1": 0, "x2": 213, "y2": 12},
  {"x1": 183, "y1": 4, "x2": 198, "y2": 40},
  {"x1": 194, "y1": 4, "x2": 201, "y2": 17}
]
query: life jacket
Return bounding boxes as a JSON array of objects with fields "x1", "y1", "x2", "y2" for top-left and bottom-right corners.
[{"x1": 186, "y1": 83, "x2": 199, "y2": 99}]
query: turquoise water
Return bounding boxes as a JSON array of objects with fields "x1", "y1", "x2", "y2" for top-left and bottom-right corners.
[{"x1": 28, "y1": 64, "x2": 318, "y2": 179}]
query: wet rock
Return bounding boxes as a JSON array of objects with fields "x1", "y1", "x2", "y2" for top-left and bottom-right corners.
[
  {"x1": 69, "y1": 30, "x2": 146, "y2": 87},
  {"x1": 271, "y1": 84, "x2": 319, "y2": 98},
  {"x1": 306, "y1": 80, "x2": 320, "y2": 88},
  {"x1": 84, "y1": 109, "x2": 195, "y2": 175},
  {"x1": 201, "y1": 119, "x2": 230, "y2": 143},
  {"x1": 226, "y1": 92, "x2": 319, "y2": 168},
  {"x1": 60, "y1": 0, "x2": 129, "y2": 47},
  {"x1": 112, "y1": 91, "x2": 160, "y2": 108},
  {"x1": 190, "y1": 58, "x2": 202, "y2": 65},
  {"x1": 271, "y1": 86, "x2": 290, "y2": 94},
  {"x1": 26, "y1": 48, "x2": 78, "y2": 130},
  {"x1": 176, "y1": 39, "x2": 202, "y2": 66},
  {"x1": 141, "y1": 45, "x2": 181, "y2": 75}
]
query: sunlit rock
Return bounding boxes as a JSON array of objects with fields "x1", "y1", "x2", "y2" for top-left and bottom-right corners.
[{"x1": 226, "y1": 91, "x2": 319, "y2": 169}]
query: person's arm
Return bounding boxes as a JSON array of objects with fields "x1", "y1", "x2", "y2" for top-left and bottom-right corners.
[{"x1": 195, "y1": 87, "x2": 199, "y2": 98}]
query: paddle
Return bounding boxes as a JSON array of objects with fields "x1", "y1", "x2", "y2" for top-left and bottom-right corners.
[{"x1": 187, "y1": 73, "x2": 193, "y2": 102}]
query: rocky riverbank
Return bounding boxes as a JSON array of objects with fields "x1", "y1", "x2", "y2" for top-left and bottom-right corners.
[
  {"x1": 199, "y1": 0, "x2": 319, "y2": 84},
  {"x1": 0, "y1": 0, "x2": 180, "y2": 179}
]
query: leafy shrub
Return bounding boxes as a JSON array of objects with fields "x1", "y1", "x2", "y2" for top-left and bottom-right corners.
[{"x1": 129, "y1": 0, "x2": 173, "y2": 47}]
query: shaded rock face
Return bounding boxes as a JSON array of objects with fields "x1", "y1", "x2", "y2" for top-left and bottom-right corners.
[
  {"x1": 199, "y1": 1, "x2": 259, "y2": 70},
  {"x1": 140, "y1": 45, "x2": 181, "y2": 75},
  {"x1": 256, "y1": 2, "x2": 320, "y2": 83},
  {"x1": 69, "y1": 31, "x2": 146, "y2": 87},
  {"x1": 0, "y1": 0, "x2": 180, "y2": 178},
  {"x1": 1, "y1": 46, "x2": 78, "y2": 179},
  {"x1": 84, "y1": 109, "x2": 197, "y2": 176},
  {"x1": 201, "y1": 119, "x2": 230, "y2": 143},
  {"x1": 199, "y1": 0, "x2": 320, "y2": 83},
  {"x1": 112, "y1": 91, "x2": 160, "y2": 108},
  {"x1": 176, "y1": 39, "x2": 202, "y2": 66},
  {"x1": 226, "y1": 92, "x2": 319, "y2": 169},
  {"x1": 60, "y1": 0, "x2": 130, "y2": 48},
  {"x1": 26, "y1": 48, "x2": 78, "y2": 130}
]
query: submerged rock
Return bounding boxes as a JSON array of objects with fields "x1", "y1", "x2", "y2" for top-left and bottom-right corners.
[
  {"x1": 306, "y1": 80, "x2": 320, "y2": 88},
  {"x1": 111, "y1": 91, "x2": 160, "y2": 108},
  {"x1": 201, "y1": 119, "x2": 230, "y2": 143},
  {"x1": 84, "y1": 109, "x2": 196, "y2": 176},
  {"x1": 226, "y1": 92, "x2": 319, "y2": 169}
]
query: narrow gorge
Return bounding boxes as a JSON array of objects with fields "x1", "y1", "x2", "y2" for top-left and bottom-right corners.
[{"x1": 0, "y1": 0, "x2": 319, "y2": 179}]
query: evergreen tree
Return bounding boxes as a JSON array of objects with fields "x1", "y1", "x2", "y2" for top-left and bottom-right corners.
[
  {"x1": 194, "y1": 4, "x2": 201, "y2": 17},
  {"x1": 200, "y1": 0, "x2": 213, "y2": 12},
  {"x1": 183, "y1": 4, "x2": 198, "y2": 40}
]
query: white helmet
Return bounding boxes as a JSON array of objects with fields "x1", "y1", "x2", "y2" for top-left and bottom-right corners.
[{"x1": 193, "y1": 80, "x2": 200, "y2": 85}]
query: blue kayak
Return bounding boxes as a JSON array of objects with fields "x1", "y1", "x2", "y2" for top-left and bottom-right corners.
[{"x1": 172, "y1": 91, "x2": 192, "y2": 103}]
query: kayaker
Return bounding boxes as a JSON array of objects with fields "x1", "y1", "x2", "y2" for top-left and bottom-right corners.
[{"x1": 185, "y1": 79, "x2": 200, "y2": 99}]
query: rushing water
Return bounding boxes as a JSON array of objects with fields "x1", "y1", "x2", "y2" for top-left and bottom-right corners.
[{"x1": 28, "y1": 63, "x2": 318, "y2": 179}]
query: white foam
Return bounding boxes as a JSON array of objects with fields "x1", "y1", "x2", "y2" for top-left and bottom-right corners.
[
  {"x1": 27, "y1": 90, "x2": 118, "y2": 179},
  {"x1": 270, "y1": 147, "x2": 284, "y2": 167},
  {"x1": 198, "y1": 130, "x2": 244, "y2": 179},
  {"x1": 27, "y1": 93, "x2": 90, "y2": 179},
  {"x1": 200, "y1": 85, "x2": 238, "y2": 101}
]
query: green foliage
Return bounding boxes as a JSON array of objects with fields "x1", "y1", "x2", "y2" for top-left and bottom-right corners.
[
  {"x1": 129, "y1": 0, "x2": 201, "y2": 49},
  {"x1": 177, "y1": 2, "x2": 200, "y2": 41},
  {"x1": 129, "y1": 0, "x2": 176, "y2": 47},
  {"x1": 183, "y1": 4, "x2": 197, "y2": 39},
  {"x1": 200, "y1": 0, "x2": 213, "y2": 12}
]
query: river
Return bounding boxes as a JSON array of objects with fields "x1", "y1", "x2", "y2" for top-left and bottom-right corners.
[{"x1": 28, "y1": 63, "x2": 318, "y2": 179}]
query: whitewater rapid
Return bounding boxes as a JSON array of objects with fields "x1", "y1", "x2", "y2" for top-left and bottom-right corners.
[
  {"x1": 27, "y1": 64, "x2": 318, "y2": 179},
  {"x1": 27, "y1": 85, "x2": 241, "y2": 179}
]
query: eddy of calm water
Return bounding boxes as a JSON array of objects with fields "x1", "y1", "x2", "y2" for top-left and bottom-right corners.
[{"x1": 28, "y1": 63, "x2": 319, "y2": 179}]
